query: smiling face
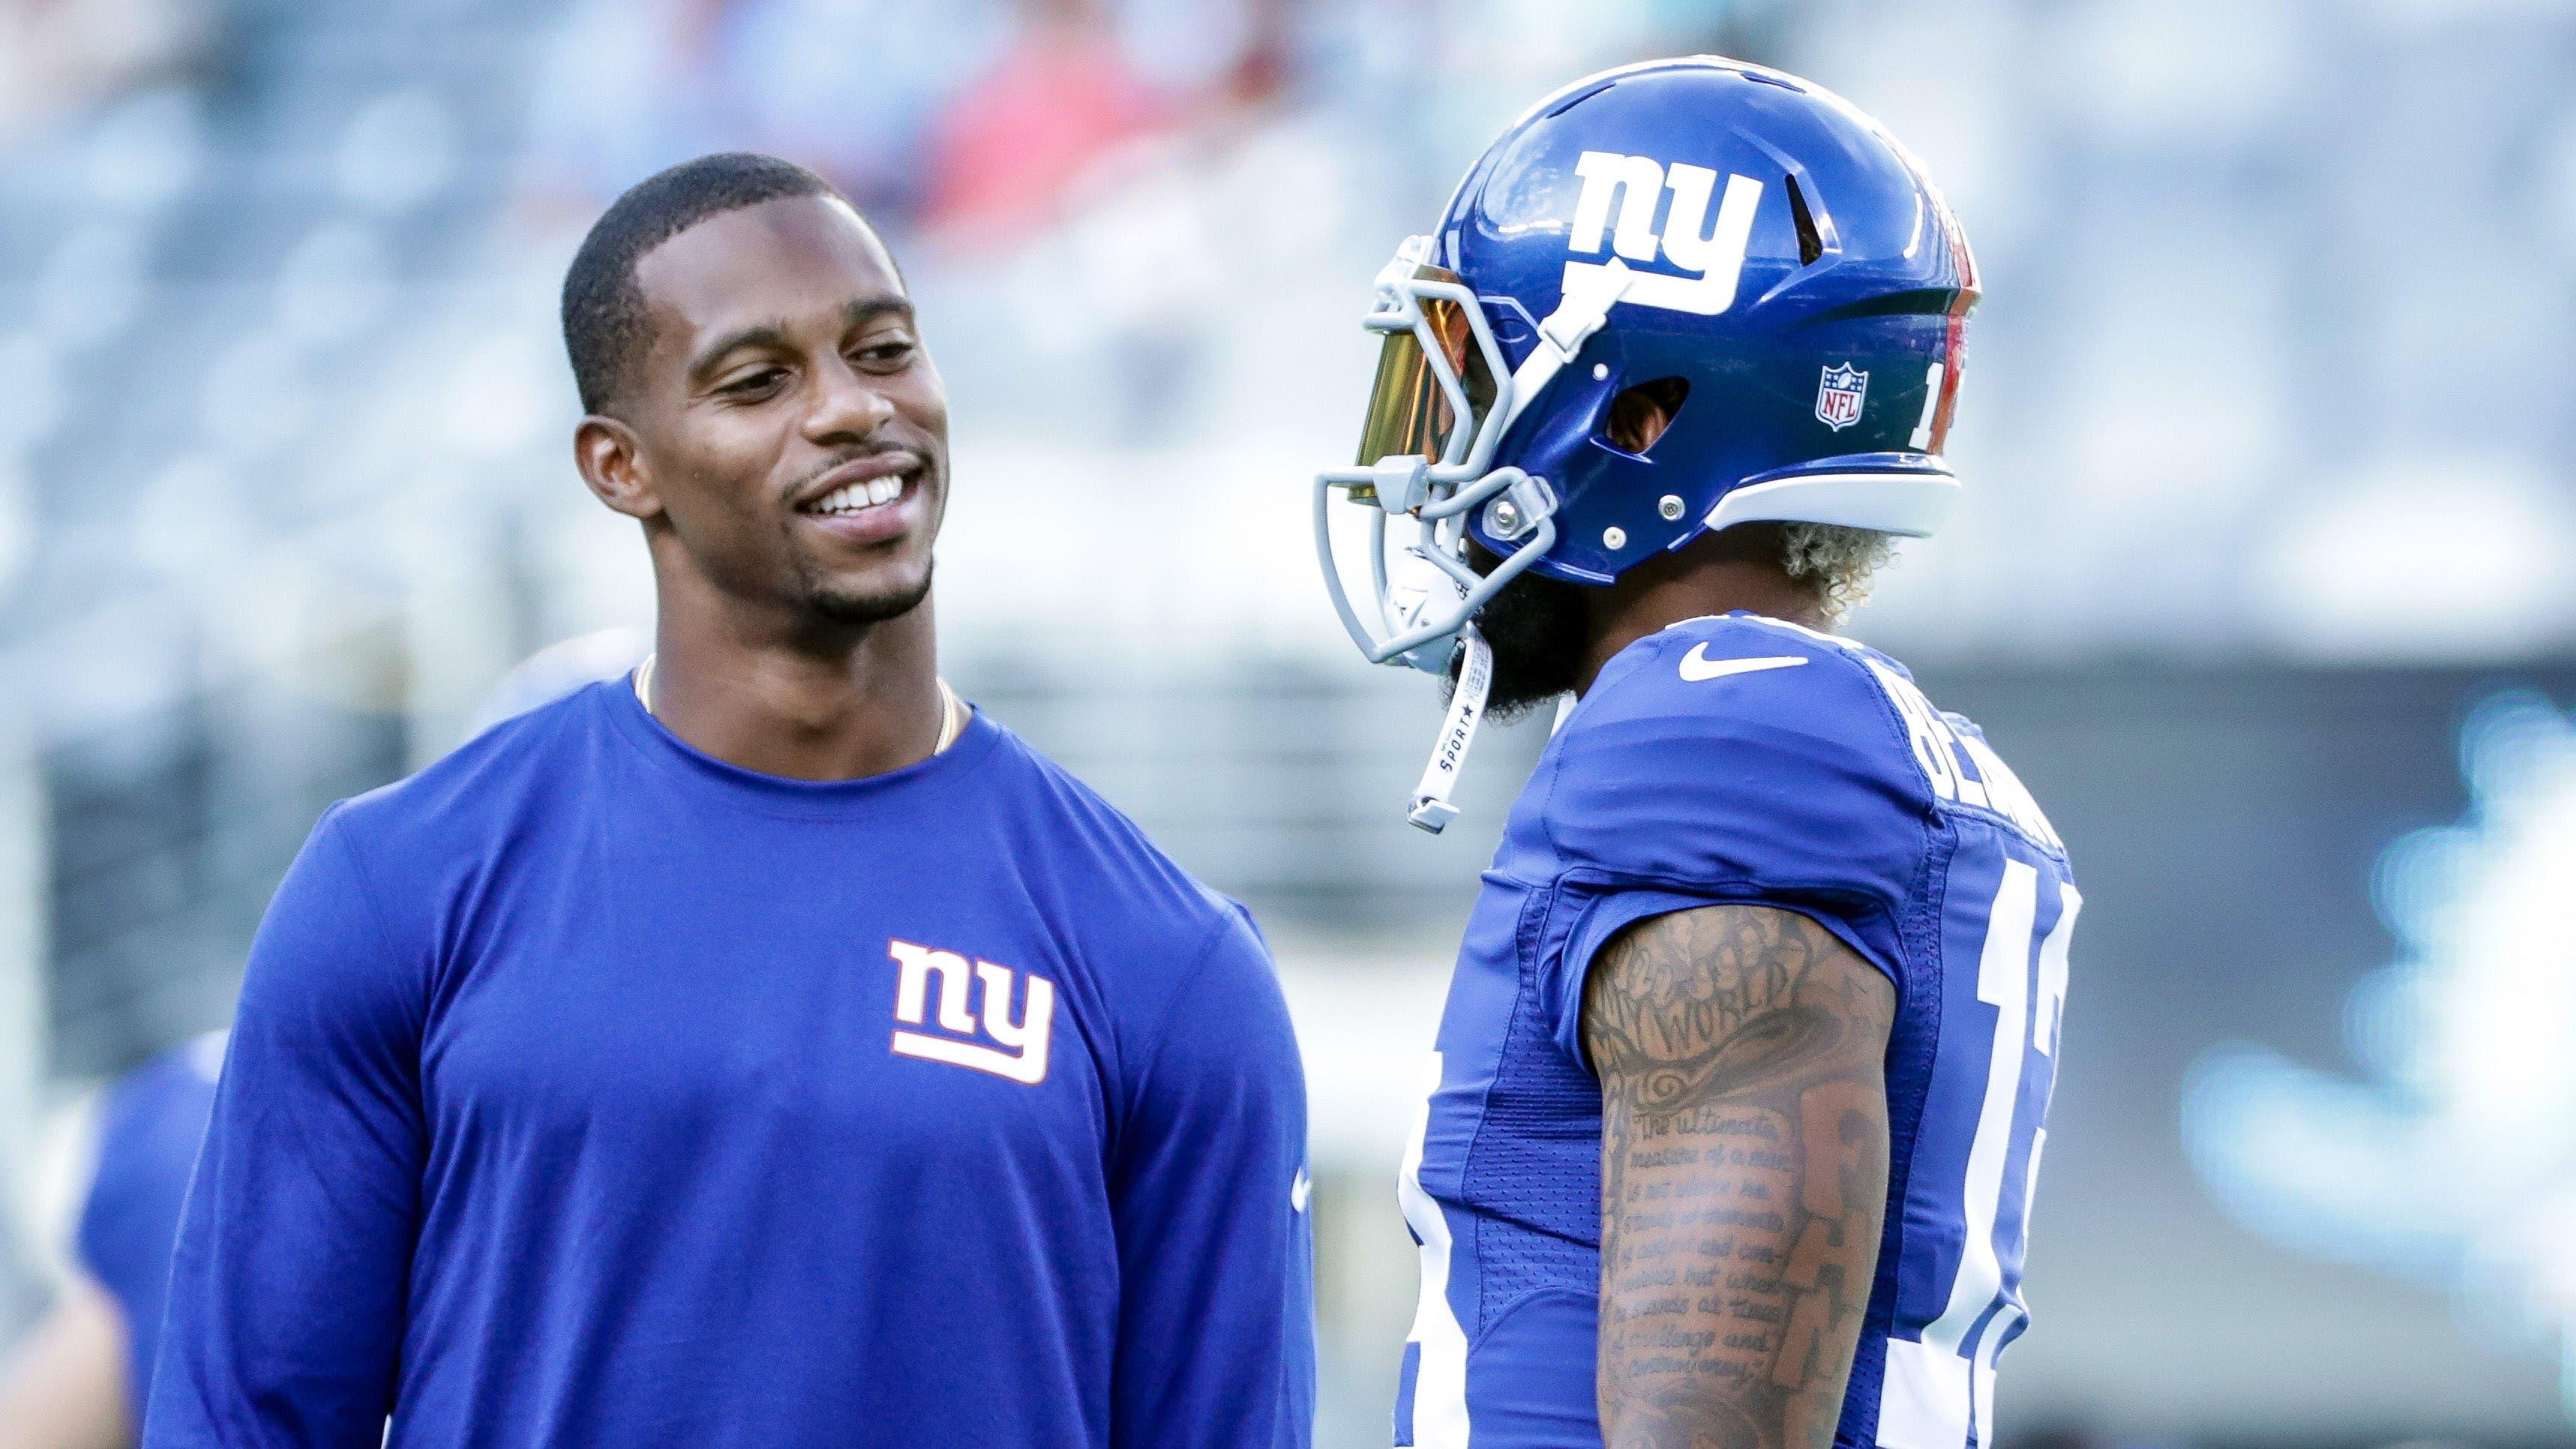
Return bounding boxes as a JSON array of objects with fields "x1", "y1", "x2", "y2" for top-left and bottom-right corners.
[{"x1": 588, "y1": 194, "x2": 949, "y2": 629}]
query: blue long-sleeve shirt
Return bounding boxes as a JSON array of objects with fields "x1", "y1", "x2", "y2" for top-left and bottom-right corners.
[{"x1": 143, "y1": 681, "x2": 1315, "y2": 1448}]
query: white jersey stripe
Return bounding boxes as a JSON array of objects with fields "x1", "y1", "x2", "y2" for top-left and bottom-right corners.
[{"x1": 1397, "y1": 1053, "x2": 1472, "y2": 1447}]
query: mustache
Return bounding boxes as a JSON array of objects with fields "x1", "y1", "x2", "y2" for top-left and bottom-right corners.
[{"x1": 781, "y1": 444, "x2": 931, "y2": 501}]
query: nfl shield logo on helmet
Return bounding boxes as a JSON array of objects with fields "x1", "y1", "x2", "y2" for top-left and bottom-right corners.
[{"x1": 1816, "y1": 363, "x2": 1868, "y2": 431}]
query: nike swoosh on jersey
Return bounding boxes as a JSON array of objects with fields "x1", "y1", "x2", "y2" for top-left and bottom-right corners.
[{"x1": 1677, "y1": 646, "x2": 1811, "y2": 682}]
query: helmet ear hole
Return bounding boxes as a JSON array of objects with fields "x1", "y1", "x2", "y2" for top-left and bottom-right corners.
[
  {"x1": 1786, "y1": 175, "x2": 1825, "y2": 267},
  {"x1": 1602, "y1": 376, "x2": 1690, "y2": 455}
]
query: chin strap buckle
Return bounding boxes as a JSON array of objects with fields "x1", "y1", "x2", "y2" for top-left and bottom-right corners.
[
  {"x1": 1537, "y1": 256, "x2": 1629, "y2": 360},
  {"x1": 1407, "y1": 626, "x2": 1494, "y2": 834}
]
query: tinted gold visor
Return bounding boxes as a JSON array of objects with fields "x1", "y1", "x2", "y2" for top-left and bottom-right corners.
[{"x1": 1354, "y1": 266, "x2": 1498, "y2": 468}]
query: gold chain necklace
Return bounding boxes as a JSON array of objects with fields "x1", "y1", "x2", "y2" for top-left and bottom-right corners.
[{"x1": 631, "y1": 655, "x2": 964, "y2": 754}]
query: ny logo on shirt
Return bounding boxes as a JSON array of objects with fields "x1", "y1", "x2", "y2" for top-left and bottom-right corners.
[{"x1": 887, "y1": 939, "x2": 1056, "y2": 1084}]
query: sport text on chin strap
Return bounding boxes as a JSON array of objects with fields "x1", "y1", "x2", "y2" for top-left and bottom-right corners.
[{"x1": 1407, "y1": 628, "x2": 1492, "y2": 832}]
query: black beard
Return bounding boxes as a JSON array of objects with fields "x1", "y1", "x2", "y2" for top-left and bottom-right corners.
[
  {"x1": 1458, "y1": 543, "x2": 1591, "y2": 720},
  {"x1": 799, "y1": 557, "x2": 935, "y2": 627}
]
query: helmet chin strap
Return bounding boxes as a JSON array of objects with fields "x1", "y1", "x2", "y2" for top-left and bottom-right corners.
[
  {"x1": 1399, "y1": 266, "x2": 1624, "y2": 835},
  {"x1": 1497, "y1": 256, "x2": 1631, "y2": 437},
  {"x1": 1407, "y1": 625, "x2": 1493, "y2": 833}
]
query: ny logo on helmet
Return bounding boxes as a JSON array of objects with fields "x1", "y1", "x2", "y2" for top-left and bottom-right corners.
[{"x1": 1566, "y1": 150, "x2": 1766, "y2": 317}]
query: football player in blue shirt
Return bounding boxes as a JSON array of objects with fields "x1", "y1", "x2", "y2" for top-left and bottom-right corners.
[
  {"x1": 1314, "y1": 61, "x2": 2079, "y2": 1449},
  {"x1": 0, "y1": 1034, "x2": 220, "y2": 1448},
  {"x1": 145, "y1": 153, "x2": 1313, "y2": 1448}
]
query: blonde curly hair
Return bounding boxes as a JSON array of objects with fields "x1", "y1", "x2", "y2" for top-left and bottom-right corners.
[{"x1": 1780, "y1": 523, "x2": 1899, "y2": 624}]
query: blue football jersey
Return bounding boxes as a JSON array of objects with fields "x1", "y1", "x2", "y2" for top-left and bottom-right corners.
[{"x1": 1393, "y1": 613, "x2": 2077, "y2": 1449}]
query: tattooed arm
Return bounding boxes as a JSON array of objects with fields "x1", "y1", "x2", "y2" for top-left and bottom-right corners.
[{"x1": 1582, "y1": 904, "x2": 1898, "y2": 1449}]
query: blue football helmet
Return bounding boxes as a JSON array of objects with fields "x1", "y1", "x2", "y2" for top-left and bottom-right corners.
[{"x1": 1314, "y1": 56, "x2": 1978, "y2": 830}]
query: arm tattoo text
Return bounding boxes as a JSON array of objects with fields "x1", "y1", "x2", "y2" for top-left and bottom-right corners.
[{"x1": 1584, "y1": 905, "x2": 1897, "y2": 1449}]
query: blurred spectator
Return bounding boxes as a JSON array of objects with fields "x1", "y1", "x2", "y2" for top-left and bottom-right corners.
[
  {"x1": 524, "y1": 0, "x2": 1013, "y2": 230},
  {"x1": 714, "y1": 0, "x2": 1011, "y2": 223},
  {"x1": 919, "y1": 0, "x2": 1168, "y2": 248},
  {"x1": 523, "y1": 0, "x2": 1284, "y2": 246},
  {"x1": 0, "y1": 0, "x2": 207, "y2": 148}
]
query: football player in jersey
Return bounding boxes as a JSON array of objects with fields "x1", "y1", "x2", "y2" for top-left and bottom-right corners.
[
  {"x1": 1314, "y1": 60, "x2": 2080, "y2": 1449},
  {"x1": 146, "y1": 154, "x2": 1313, "y2": 1447}
]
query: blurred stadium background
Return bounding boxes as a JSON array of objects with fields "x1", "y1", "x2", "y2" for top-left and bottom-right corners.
[{"x1": 4, "y1": 0, "x2": 2575, "y2": 1444}]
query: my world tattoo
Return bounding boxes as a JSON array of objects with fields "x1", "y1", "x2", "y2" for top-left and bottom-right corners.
[{"x1": 1584, "y1": 905, "x2": 1897, "y2": 1449}]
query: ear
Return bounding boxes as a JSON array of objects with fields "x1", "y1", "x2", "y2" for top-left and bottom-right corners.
[{"x1": 574, "y1": 414, "x2": 662, "y2": 522}]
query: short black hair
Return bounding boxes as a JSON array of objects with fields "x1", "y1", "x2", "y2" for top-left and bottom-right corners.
[{"x1": 560, "y1": 152, "x2": 841, "y2": 415}]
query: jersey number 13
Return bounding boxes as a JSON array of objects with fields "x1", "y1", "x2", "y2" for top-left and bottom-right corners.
[{"x1": 1878, "y1": 856, "x2": 2079, "y2": 1449}]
